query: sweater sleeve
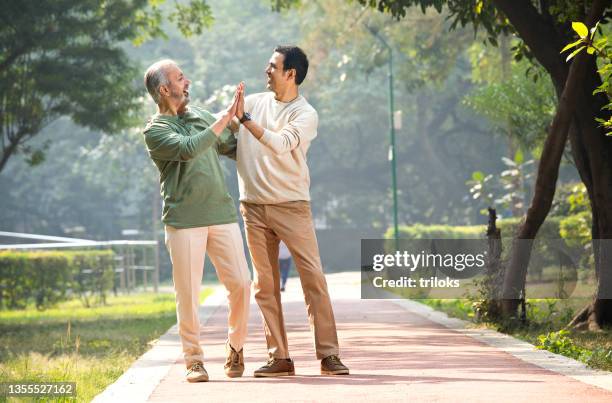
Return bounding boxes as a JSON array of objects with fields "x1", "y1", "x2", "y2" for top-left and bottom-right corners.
[
  {"x1": 143, "y1": 123, "x2": 217, "y2": 161},
  {"x1": 258, "y1": 108, "x2": 318, "y2": 155},
  {"x1": 217, "y1": 128, "x2": 237, "y2": 160},
  {"x1": 194, "y1": 107, "x2": 237, "y2": 160}
]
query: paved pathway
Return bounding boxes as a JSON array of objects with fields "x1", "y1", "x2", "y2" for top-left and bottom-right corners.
[{"x1": 96, "y1": 272, "x2": 612, "y2": 402}]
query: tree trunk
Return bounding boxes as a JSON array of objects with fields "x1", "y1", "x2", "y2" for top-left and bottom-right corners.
[
  {"x1": 500, "y1": 48, "x2": 590, "y2": 314},
  {"x1": 491, "y1": 0, "x2": 611, "y2": 319},
  {"x1": 0, "y1": 131, "x2": 23, "y2": 173},
  {"x1": 567, "y1": 62, "x2": 612, "y2": 329},
  {"x1": 480, "y1": 208, "x2": 503, "y2": 321}
]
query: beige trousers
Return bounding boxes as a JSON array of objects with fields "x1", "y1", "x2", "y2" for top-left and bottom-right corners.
[
  {"x1": 165, "y1": 222, "x2": 251, "y2": 368},
  {"x1": 240, "y1": 201, "x2": 339, "y2": 360}
]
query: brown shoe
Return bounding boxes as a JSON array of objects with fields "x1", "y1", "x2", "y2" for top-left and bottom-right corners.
[
  {"x1": 321, "y1": 355, "x2": 349, "y2": 375},
  {"x1": 186, "y1": 362, "x2": 209, "y2": 382},
  {"x1": 224, "y1": 342, "x2": 244, "y2": 378},
  {"x1": 254, "y1": 358, "x2": 295, "y2": 377}
]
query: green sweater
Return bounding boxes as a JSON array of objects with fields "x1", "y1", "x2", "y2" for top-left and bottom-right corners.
[{"x1": 143, "y1": 105, "x2": 238, "y2": 228}]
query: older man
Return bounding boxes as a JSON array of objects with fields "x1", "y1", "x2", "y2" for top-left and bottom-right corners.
[
  {"x1": 234, "y1": 46, "x2": 349, "y2": 377},
  {"x1": 142, "y1": 60, "x2": 250, "y2": 382}
]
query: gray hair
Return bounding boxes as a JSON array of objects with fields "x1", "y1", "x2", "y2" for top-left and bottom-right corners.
[{"x1": 144, "y1": 59, "x2": 176, "y2": 104}]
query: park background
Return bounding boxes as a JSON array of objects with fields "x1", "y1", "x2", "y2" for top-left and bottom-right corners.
[{"x1": 1, "y1": 0, "x2": 612, "y2": 401}]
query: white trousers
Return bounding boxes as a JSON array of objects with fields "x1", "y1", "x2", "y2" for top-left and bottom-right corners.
[{"x1": 165, "y1": 222, "x2": 251, "y2": 368}]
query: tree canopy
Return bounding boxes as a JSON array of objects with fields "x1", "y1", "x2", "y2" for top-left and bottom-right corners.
[{"x1": 0, "y1": 0, "x2": 213, "y2": 171}]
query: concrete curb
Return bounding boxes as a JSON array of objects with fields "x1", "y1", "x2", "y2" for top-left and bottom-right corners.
[
  {"x1": 92, "y1": 286, "x2": 226, "y2": 403},
  {"x1": 393, "y1": 298, "x2": 612, "y2": 392}
]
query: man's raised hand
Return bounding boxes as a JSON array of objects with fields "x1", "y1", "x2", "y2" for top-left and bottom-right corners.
[
  {"x1": 236, "y1": 81, "x2": 245, "y2": 120},
  {"x1": 211, "y1": 82, "x2": 244, "y2": 136},
  {"x1": 227, "y1": 82, "x2": 244, "y2": 119}
]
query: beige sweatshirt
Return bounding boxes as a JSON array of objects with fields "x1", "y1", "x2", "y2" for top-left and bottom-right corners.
[{"x1": 236, "y1": 92, "x2": 318, "y2": 204}]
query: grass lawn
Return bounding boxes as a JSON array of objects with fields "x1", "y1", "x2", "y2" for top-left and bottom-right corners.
[
  {"x1": 0, "y1": 288, "x2": 213, "y2": 402},
  {"x1": 420, "y1": 298, "x2": 612, "y2": 372}
]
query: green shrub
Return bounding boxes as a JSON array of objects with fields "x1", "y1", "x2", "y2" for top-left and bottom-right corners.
[
  {"x1": 30, "y1": 253, "x2": 73, "y2": 310},
  {"x1": 387, "y1": 217, "x2": 563, "y2": 240},
  {"x1": 496, "y1": 216, "x2": 562, "y2": 239},
  {"x1": 386, "y1": 218, "x2": 570, "y2": 282},
  {"x1": 536, "y1": 330, "x2": 585, "y2": 359},
  {"x1": 559, "y1": 211, "x2": 592, "y2": 247},
  {"x1": 386, "y1": 223, "x2": 484, "y2": 239},
  {"x1": 72, "y1": 252, "x2": 115, "y2": 307},
  {"x1": 535, "y1": 330, "x2": 610, "y2": 366},
  {"x1": 0, "y1": 252, "x2": 30, "y2": 309},
  {"x1": 0, "y1": 250, "x2": 114, "y2": 310},
  {"x1": 551, "y1": 182, "x2": 590, "y2": 217}
]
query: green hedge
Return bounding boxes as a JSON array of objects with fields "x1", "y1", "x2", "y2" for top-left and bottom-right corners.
[
  {"x1": 0, "y1": 250, "x2": 114, "y2": 310},
  {"x1": 559, "y1": 211, "x2": 592, "y2": 247},
  {"x1": 498, "y1": 217, "x2": 563, "y2": 239},
  {"x1": 384, "y1": 217, "x2": 584, "y2": 279},
  {"x1": 386, "y1": 216, "x2": 563, "y2": 240},
  {"x1": 385, "y1": 223, "x2": 483, "y2": 239}
]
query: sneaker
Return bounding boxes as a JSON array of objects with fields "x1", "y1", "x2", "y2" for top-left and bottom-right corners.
[
  {"x1": 224, "y1": 342, "x2": 244, "y2": 378},
  {"x1": 186, "y1": 362, "x2": 209, "y2": 382},
  {"x1": 254, "y1": 357, "x2": 295, "y2": 377},
  {"x1": 321, "y1": 355, "x2": 349, "y2": 375}
]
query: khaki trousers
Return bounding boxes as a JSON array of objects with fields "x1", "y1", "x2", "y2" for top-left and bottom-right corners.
[
  {"x1": 165, "y1": 222, "x2": 251, "y2": 368},
  {"x1": 240, "y1": 201, "x2": 339, "y2": 360}
]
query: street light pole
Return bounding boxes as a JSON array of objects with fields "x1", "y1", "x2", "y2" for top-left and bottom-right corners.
[
  {"x1": 388, "y1": 44, "x2": 399, "y2": 248},
  {"x1": 365, "y1": 25, "x2": 399, "y2": 247}
]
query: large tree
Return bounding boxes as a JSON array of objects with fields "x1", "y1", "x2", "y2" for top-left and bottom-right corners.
[
  {"x1": 0, "y1": 0, "x2": 212, "y2": 172},
  {"x1": 329, "y1": 0, "x2": 612, "y2": 327}
]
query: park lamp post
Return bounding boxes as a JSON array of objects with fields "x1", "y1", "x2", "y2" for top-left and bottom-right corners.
[{"x1": 364, "y1": 25, "x2": 400, "y2": 249}]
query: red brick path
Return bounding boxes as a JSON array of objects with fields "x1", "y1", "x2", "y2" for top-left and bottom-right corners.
[{"x1": 149, "y1": 275, "x2": 612, "y2": 403}]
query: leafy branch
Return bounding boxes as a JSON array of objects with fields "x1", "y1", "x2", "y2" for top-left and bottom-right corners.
[{"x1": 561, "y1": 21, "x2": 612, "y2": 135}]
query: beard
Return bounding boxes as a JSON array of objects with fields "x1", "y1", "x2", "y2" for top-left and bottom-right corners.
[
  {"x1": 169, "y1": 89, "x2": 189, "y2": 114},
  {"x1": 171, "y1": 89, "x2": 189, "y2": 104},
  {"x1": 171, "y1": 87, "x2": 189, "y2": 106},
  {"x1": 181, "y1": 94, "x2": 190, "y2": 107}
]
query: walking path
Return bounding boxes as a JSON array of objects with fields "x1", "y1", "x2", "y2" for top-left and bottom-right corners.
[{"x1": 94, "y1": 271, "x2": 612, "y2": 402}]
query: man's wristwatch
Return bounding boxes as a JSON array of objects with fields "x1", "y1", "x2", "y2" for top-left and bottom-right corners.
[{"x1": 239, "y1": 112, "x2": 252, "y2": 124}]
